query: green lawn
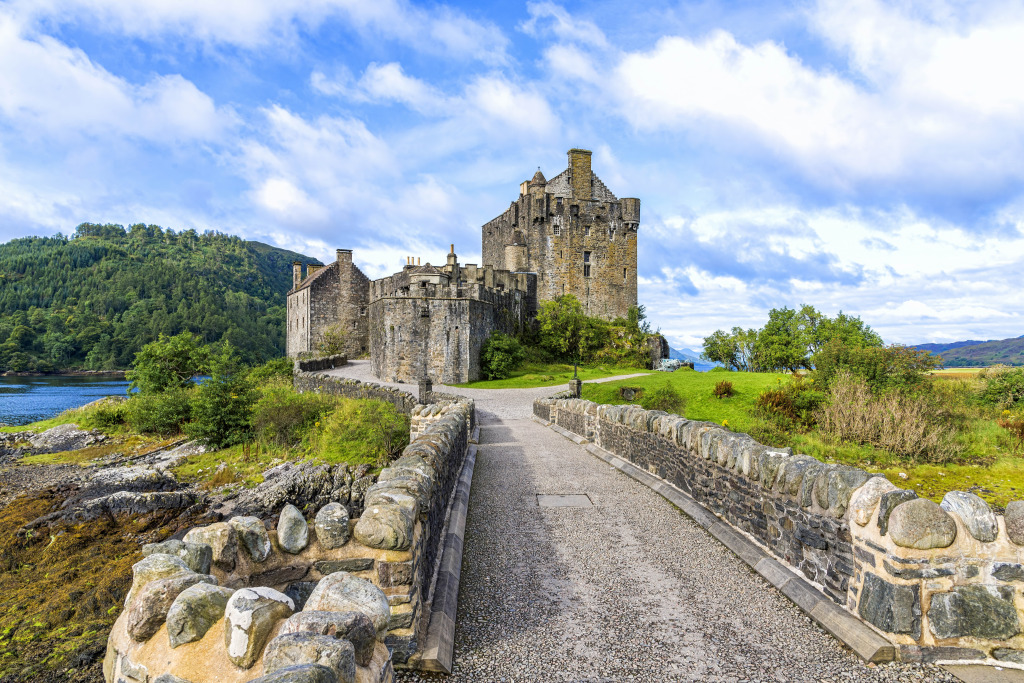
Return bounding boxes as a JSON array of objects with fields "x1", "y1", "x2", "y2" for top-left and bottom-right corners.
[
  {"x1": 580, "y1": 369, "x2": 1024, "y2": 509},
  {"x1": 453, "y1": 362, "x2": 652, "y2": 389},
  {"x1": 582, "y1": 369, "x2": 789, "y2": 433}
]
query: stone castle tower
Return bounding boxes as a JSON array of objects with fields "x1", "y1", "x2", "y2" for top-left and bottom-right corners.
[
  {"x1": 482, "y1": 148, "x2": 640, "y2": 320},
  {"x1": 286, "y1": 148, "x2": 644, "y2": 381}
]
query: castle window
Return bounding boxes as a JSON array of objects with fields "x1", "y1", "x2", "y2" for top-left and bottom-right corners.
[
  {"x1": 623, "y1": 267, "x2": 627, "y2": 281},
  {"x1": 585, "y1": 226, "x2": 591, "y2": 236},
  {"x1": 557, "y1": 197, "x2": 563, "y2": 207},
  {"x1": 583, "y1": 251, "x2": 591, "y2": 278},
  {"x1": 610, "y1": 228, "x2": 615, "y2": 241},
  {"x1": 359, "y1": 306, "x2": 367, "y2": 316},
  {"x1": 553, "y1": 224, "x2": 561, "y2": 236}
]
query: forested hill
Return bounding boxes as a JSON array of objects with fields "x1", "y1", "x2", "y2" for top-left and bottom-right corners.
[
  {"x1": 914, "y1": 335, "x2": 1024, "y2": 367},
  {"x1": 0, "y1": 223, "x2": 320, "y2": 372}
]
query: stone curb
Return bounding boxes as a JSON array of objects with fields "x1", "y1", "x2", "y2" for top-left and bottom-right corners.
[
  {"x1": 533, "y1": 416, "x2": 898, "y2": 664},
  {"x1": 418, "y1": 444, "x2": 477, "y2": 673}
]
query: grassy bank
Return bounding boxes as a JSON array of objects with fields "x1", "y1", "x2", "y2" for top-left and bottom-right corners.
[
  {"x1": 584, "y1": 370, "x2": 1024, "y2": 509},
  {"x1": 454, "y1": 362, "x2": 652, "y2": 389}
]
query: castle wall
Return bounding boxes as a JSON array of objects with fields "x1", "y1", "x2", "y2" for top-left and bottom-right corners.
[
  {"x1": 285, "y1": 285, "x2": 311, "y2": 357},
  {"x1": 481, "y1": 149, "x2": 639, "y2": 321}
]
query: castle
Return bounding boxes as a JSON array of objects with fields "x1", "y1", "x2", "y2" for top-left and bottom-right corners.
[{"x1": 286, "y1": 149, "x2": 640, "y2": 383}]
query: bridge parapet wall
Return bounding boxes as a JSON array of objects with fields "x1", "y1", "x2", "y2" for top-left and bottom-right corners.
[
  {"x1": 536, "y1": 396, "x2": 1024, "y2": 664},
  {"x1": 105, "y1": 373, "x2": 474, "y2": 682}
]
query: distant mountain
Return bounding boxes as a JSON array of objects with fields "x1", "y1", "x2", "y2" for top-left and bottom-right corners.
[
  {"x1": 668, "y1": 347, "x2": 723, "y2": 371},
  {"x1": 0, "y1": 223, "x2": 319, "y2": 372},
  {"x1": 912, "y1": 335, "x2": 1024, "y2": 367}
]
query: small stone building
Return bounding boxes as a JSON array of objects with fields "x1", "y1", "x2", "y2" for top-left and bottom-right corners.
[{"x1": 286, "y1": 249, "x2": 370, "y2": 359}]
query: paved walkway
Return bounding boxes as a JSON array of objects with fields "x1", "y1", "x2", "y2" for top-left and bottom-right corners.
[{"x1": 325, "y1": 363, "x2": 962, "y2": 682}]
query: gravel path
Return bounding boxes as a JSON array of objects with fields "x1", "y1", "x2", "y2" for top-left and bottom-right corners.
[{"x1": 325, "y1": 362, "x2": 958, "y2": 682}]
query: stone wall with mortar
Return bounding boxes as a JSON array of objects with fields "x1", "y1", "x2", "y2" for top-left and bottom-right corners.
[
  {"x1": 104, "y1": 376, "x2": 475, "y2": 682},
  {"x1": 535, "y1": 396, "x2": 1024, "y2": 665}
]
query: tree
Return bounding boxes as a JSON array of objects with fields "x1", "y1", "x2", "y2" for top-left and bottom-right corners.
[
  {"x1": 755, "y1": 307, "x2": 807, "y2": 372},
  {"x1": 702, "y1": 329, "x2": 739, "y2": 370},
  {"x1": 536, "y1": 295, "x2": 603, "y2": 363},
  {"x1": 185, "y1": 342, "x2": 256, "y2": 449},
  {"x1": 317, "y1": 323, "x2": 347, "y2": 357},
  {"x1": 127, "y1": 332, "x2": 210, "y2": 394},
  {"x1": 481, "y1": 332, "x2": 526, "y2": 380}
]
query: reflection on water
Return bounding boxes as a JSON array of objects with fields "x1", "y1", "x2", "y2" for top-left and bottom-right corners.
[{"x1": 0, "y1": 375, "x2": 131, "y2": 427}]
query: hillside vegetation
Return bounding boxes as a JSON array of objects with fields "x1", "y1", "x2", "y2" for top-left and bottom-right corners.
[
  {"x1": 0, "y1": 223, "x2": 317, "y2": 373},
  {"x1": 915, "y1": 335, "x2": 1024, "y2": 367}
]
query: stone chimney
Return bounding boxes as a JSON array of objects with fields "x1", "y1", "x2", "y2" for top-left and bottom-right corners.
[
  {"x1": 292, "y1": 261, "x2": 302, "y2": 288},
  {"x1": 336, "y1": 248, "x2": 352, "y2": 265},
  {"x1": 568, "y1": 148, "x2": 592, "y2": 200}
]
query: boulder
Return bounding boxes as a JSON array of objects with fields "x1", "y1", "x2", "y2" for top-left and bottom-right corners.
[
  {"x1": 126, "y1": 573, "x2": 215, "y2": 641},
  {"x1": 1005, "y1": 500, "x2": 1024, "y2": 546},
  {"x1": 888, "y1": 498, "x2": 957, "y2": 550},
  {"x1": 278, "y1": 504, "x2": 309, "y2": 554},
  {"x1": 230, "y1": 516, "x2": 272, "y2": 562},
  {"x1": 264, "y1": 633, "x2": 356, "y2": 683},
  {"x1": 353, "y1": 499, "x2": 415, "y2": 551},
  {"x1": 166, "y1": 583, "x2": 235, "y2": 648},
  {"x1": 279, "y1": 610, "x2": 377, "y2": 666},
  {"x1": 877, "y1": 489, "x2": 918, "y2": 536},
  {"x1": 27, "y1": 423, "x2": 101, "y2": 453},
  {"x1": 248, "y1": 665, "x2": 337, "y2": 683},
  {"x1": 224, "y1": 587, "x2": 295, "y2": 669},
  {"x1": 142, "y1": 539, "x2": 213, "y2": 574},
  {"x1": 303, "y1": 573, "x2": 390, "y2": 637},
  {"x1": 848, "y1": 477, "x2": 898, "y2": 526},
  {"x1": 126, "y1": 553, "x2": 194, "y2": 607},
  {"x1": 929, "y1": 585, "x2": 1020, "y2": 640},
  {"x1": 940, "y1": 491, "x2": 998, "y2": 542},
  {"x1": 314, "y1": 503, "x2": 350, "y2": 550},
  {"x1": 184, "y1": 522, "x2": 239, "y2": 571}
]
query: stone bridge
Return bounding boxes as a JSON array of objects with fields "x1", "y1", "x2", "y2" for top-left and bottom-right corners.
[{"x1": 107, "y1": 360, "x2": 1024, "y2": 682}]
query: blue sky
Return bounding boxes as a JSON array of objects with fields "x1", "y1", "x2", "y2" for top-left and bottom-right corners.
[{"x1": 2, "y1": 0, "x2": 1023, "y2": 350}]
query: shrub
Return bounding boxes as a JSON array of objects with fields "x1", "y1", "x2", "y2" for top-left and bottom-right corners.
[
  {"x1": 713, "y1": 380, "x2": 734, "y2": 399},
  {"x1": 71, "y1": 397, "x2": 128, "y2": 432},
  {"x1": 481, "y1": 332, "x2": 526, "y2": 380},
  {"x1": 252, "y1": 381, "x2": 335, "y2": 446},
  {"x1": 982, "y1": 368, "x2": 1024, "y2": 407},
  {"x1": 640, "y1": 383, "x2": 686, "y2": 415},
  {"x1": 708, "y1": 366, "x2": 730, "y2": 373},
  {"x1": 812, "y1": 339, "x2": 940, "y2": 393},
  {"x1": 248, "y1": 357, "x2": 294, "y2": 385},
  {"x1": 124, "y1": 388, "x2": 192, "y2": 435},
  {"x1": 998, "y1": 414, "x2": 1024, "y2": 454},
  {"x1": 185, "y1": 343, "x2": 256, "y2": 449},
  {"x1": 311, "y1": 399, "x2": 410, "y2": 468},
  {"x1": 754, "y1": 375, "x2": 824, "y2": 430},
  {"x1": 747, "y1": 419, "x2": 791, "y2": 448},
  {"x1": 317, "y1": 324, "x2": 347, "y2": 357},
  {"x1": 815, "y1": 370, "x2": 965, "y2": 463}
]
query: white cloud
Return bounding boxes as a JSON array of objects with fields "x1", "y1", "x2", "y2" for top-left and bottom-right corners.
[
  {"x1": 0, "y1": 14, "x2": 233, "y2": 144},
  {"x1": 312, "y1": 63, "x2": 451, "y2": 114},
  {"x1": 11, "y1": 0, "x2": 509, "y2": 62},
  {"x1": 520, "y1": 2, "x2": 608, "y2": 48}
]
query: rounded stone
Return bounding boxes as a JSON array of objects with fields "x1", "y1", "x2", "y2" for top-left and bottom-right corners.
[
  {"x1": 888, "y1": 498, "x2": 957, "y2": 550},
  {"x1": 353, "y1": 496, "x2": 415, "y2": 551},
  {"x1": 314, "y1": 503, "x2": 350, "y2": 550},
  {"x1": 303, "y1": 572, "x2": 390, "y2": 637},
  {"x1": 278, "y1": 504, "x2": 309, "y2": 554},
  {"x1": 279, "y1": 610, "x2": 377, "y2": 667},
  {"x1": 224, "y1": 587, "x2": 295, "y2": 669},
  {"x1": 126, "y1": 553, "x2": 193, "y2": 607},
  {"x1": 264, "y1": 632, "x2": 356, "y2": 683},
  {"x1": 848, "y1": 476, "x2": 898, "y2": 526},
  {"x1": 142, "y1": 539, "x2": 213, "y2": 575},
  {"x1": 183, "y1": 522, "x2": 239, "y2": 570},
  {"x1": 249, "y1": 664, "x2": 337, "y2": 683},
  {"x1": 166, "y1": 582, "x2": 235, "y2": 648},
  {"x1": 1005, "y1": 500, "x2": 1024, "y2": 545},
  {"x1": 230, "y1": 515, "x2": 272, "y2": 562},
  {"x1": 940, "y1": 490, "x2": 998, "y2": 542},
  {"x1": 126, "y1": 573, "x2": 215, "y2": 641}
]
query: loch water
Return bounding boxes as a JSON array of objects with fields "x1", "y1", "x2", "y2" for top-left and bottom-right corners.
[{"x1": 0, "y1": 375, "x2": 131, "y2": 427}]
